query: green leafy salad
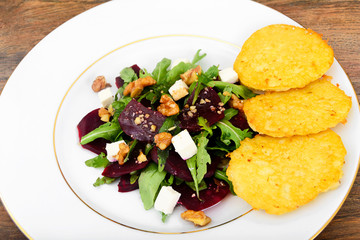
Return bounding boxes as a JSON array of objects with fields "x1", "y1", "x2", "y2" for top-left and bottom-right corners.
[{"x1": 77, "y1": 50, "x2": 256, "y2": 224}]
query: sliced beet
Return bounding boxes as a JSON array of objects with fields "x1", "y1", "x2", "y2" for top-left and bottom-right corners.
[
  {"x1": 179, "y1": 87, "x2": 225, "y2": 132},
  {"x1": 178, "y1": 105, "x2": 201, "y2": 132},
  {"x1": 204, "y1": 155, "x2": 221, "y2": 178},
  {"x1": 173, "y1": 178, "x2": 230, "y2": 211},
  {"x1": 150, "y1": 148, "x2": 192, "y2": 181},
  {"x1": 77, "y1": 108, "x2": 110, "y2": 155},
  {"x1": 118, "y1": 99, "x2": 166, "y2": 142},
  {"x1": 118, "y1": 174, "x2": 139, "y2": 192},
  {"x1": 102, "y1": 160, "x2": 148, "y2": 178},
  {"x1": 150, "y1": 148, "x2": 221, "y2": 181},
  {"x1": 229, "y1": 111, "x2": 250, "y2": 130},
  {"x1": 102, "y1": 142, "x2": 149, "y2": 177},
  {"x1": 115, "y1": 76, "x2": 124, "y2": 88},
  {"x1": 130, "y1": 64, "x2": 141, "y2": 76}
]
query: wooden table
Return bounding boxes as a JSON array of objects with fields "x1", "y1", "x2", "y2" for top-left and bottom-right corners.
[{"x1": 1, "y1": 0, "x2": 359, "y2": 239}]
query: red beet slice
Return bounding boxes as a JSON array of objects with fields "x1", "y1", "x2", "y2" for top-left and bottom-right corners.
[
  {"x1": 173, "y1": 178, "x2": 230, "y2": 211},
  {"x1": 118, "y1": 174, "x2": 139, "y2": 192},
  {"x1": 179, "y1": 87, "x2": 225, "y2": 132},
  {"x1": 102, "y1": 142, "x2": 149, "y2": 177},
  {"x1": 118, "y1": 99, "x2": 166, "y2": 142},
  {"x1": 115, "y1": 76, "x2": 124, "y2": 88},
  {"x1": 130, "y1": 64, "x2": 141, "y2": 76},
  {"x1": 77, "y1": 108, "x2": 110, "y2": 155},
  {"x1": 229, "y1": 111, "x2": 250, "y2": 130},
  {"x1": 150, "y1": 148, "x2": 192, "y2": 181},
  {"x1": 204, "y1": 156, "x2": 221, "y2": 178},
  {"x1": 102, "y1": 160, "x2": 148, "y2": 178},
  {"x1": 150, "y1": 148, "x2": 221, "y2": 181}
]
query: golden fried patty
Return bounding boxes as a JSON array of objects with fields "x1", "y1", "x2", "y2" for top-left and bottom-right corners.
[
  {"x1": 234, "y1": 24, "x2": 334, "y2": 91},
  {"x1": 226, "y1": 130, "x2": 346, "y2": 215},
  {"x1": 243, "y1": 78, "x2": 351, "y2": 137}
]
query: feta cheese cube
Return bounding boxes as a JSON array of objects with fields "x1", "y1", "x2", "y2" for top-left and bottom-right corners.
[
  {"x1": 154, "y1": 186, "x2": 181, "y2": 215},
  {"x1": 168, "y1": 80, "x2": 189, "y2": 101},
  {"x1": 170, "y1": 58, "x2": 191, "y2": 69},
  {"x1": 171, "y1": 129, "x2": 197, "y2": 160},
  {"x1": 105, "y1": 140, "x2": 126, "y2": 162},
  {"x1": 98, "y1": 87, "x2": 114, "y2": 108},
  {"x1": 219, "y1": 67, "x2": 239, "y2": 84}
]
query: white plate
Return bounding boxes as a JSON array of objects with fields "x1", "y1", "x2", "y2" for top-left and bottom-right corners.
[{"x1": 1, "y1": 0, "x2": 359, "y2": 239}]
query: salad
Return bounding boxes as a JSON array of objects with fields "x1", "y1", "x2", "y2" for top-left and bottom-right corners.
[{"x1": 77, "y1": 50, "x2": 256, "y2": 225}]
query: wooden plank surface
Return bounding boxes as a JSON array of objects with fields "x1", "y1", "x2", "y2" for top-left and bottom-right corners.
[{"x1": 0, "y1": 0, "x2": 359, "y2": 239}]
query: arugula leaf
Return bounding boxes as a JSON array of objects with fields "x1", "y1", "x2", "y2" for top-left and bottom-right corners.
[
  {"x1": 112, "y1": 96, "x2": 132, "y2": 116},
  {"x1": 144, "y1": 143, "x2": 154, "y2": 155},
  {"x1": 123, "y1": 139, "x2": 138, "y2": 164},
  {"x1": 196, "y1": 135, "x2": 211, "y2": 183},
  {"x1": 159, "y1": 116, "x2": 177, "y2": 133},
  {"x1": 191, "y1": 81, "x2": 205, "y2": 105},
  {"x1": 139, "y1": 68, "x2": 152, "y2": 78},
  {"x1": 215, "y1": 120, "x2": 253, "y2": 148},
  {"x1": 80, "y1": 121, "x2": 122, "y2": 145},
  {"x1": 161, "y1": 212, "x2": 168, "y2": 223},
  {"x1": 223, "y1": 108, "x2": 238, "y2": 121},
  {"x1": 161, "y1": 174, "x2": 175, "y2": 188},
  {"x1": 93, "y1": 176, "x2": 115, "y2": 187},
  {"x1": 197, "y1": 73, "x2": 212, "y2": 86},
  {"x1": 175, "y1": 177, "x2": 184, "y2": 186},
  {"x1": 218, "y1": 85, "x2": 233, "y2": 104},
  {"x1": 158, "y1": 116, "x2": 180, "y2": 135},
  {"x1": 185, "y1": 180, "x2": 207, "y2": 192},
  {"x1": 198, "y1": 117, "x2": 213, "y2": 136},
  {"x1": 183, "y1": 81, "x2": 197, "y2": 104},
  {"x1": 192, "y1": 49, "x2": 206, "y2": 65},
  {"x1": 165, "y1": 174, "x2": 175, "y2": 186},
  {"x1": 85, "y1": 152, "x2": 110, "y2": 168},
  {"x1": 144, "y1": 91, "x2": 158, "y2": 104},
  {"x1": 152, "y1": 58, "x2": 171, "y2": 83},
  {"x1": 186, "y1": 155, "x2": 199, "y2": 197},
  {"x1": 207, "y1": 81, "x2": 256, "y2": 99},
  {"x1": 130, "y1": 173, "x2": 140, "y2": 184},
  {"x1": 206, "y1": 145, "x2": 231, "y2": 153},
  {"x1": 138, "y1": 163, "x2": 167, "y2": 210},
  {"x1": 120, "y1": 67, "x2": 138, "y2": 83},
  {"x1": 214, "y1": 168, "x2": 235, "y2": 195},
  {"x1": 204, "y1": 65, "x2": 219, "y2": 79},
  {"x1": 157, "y1": 148, "x2": 169, "y2": 172},
  {"x1": 166, "y1": 61, "x2": 193, "y2": 83}
]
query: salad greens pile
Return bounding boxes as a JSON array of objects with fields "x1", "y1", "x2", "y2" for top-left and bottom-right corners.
[{"x1": 79, "y1": 50, "x2": 256, "y2": 221}]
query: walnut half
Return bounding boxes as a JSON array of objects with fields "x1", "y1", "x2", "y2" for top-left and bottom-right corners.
[
  {"x1": 157, "y1": 94, "x2": 180, "y2": 116},
  {"x1": 228, "y1": 94, "x2": 244, "y2": 111},
  {"x1": 154, "y1": 132, "x2": 172, "y2": 150},
  {"x1": 92, "y1": 76, "x2": 111, "y2": 92},
  {"x1": 98, "y1": 107, "x2": 112, "y2": 122},
  {"x1": 180, "y1": 65, "x2": 202, "y2": 85},
  {"x1": 181, "y1": 210, "x2": 211, "y2": 227},
  {"x1": 123, "y1": 76, "x2": 157, "y2": 97},
  {"x1": 114, "y1": 142, "x2": 130, "y2": 165}
]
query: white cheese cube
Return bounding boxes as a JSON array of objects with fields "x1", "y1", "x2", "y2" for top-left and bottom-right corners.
[
  {"x1": 105, "y1": 140, "x2": 126, "y2": 162},
  {"x1": 171, "y1": 129, "x2": 197, "y2": 160},
  {"x1": 170, "y1": 58, "x2": 191, "y2": 69},
  {"x1": 98, "y1": 87, "x2": 114, "y2": 108},
  {"x1": 168, "y1": 80, "x2": 189, "y2": 101},
  {"x1": 154, "y1": 186, "x2": 181, "y2": 215},
  {"x1": 219, "y1": 67, "x2": 239, "y2": 84}
]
